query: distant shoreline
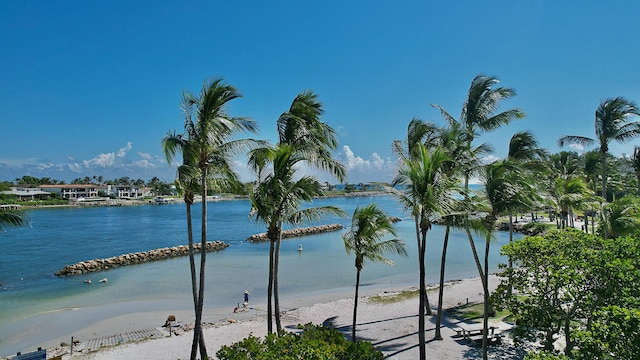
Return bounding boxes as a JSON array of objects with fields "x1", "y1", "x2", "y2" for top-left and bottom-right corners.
[{"x1": 11, "y1": 191, "x2": 394, "y2": 210}]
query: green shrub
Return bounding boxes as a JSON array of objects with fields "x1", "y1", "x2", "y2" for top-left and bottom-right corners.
[{"x1": 216, "y1": 323, "x2": 383, "y2": 360}]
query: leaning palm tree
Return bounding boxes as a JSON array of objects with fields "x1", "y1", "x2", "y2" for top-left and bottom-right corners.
[
  {"x1": 559, "y1": 97, "x2": 640, "y2": 202},
  {"x1": 432, "y1": 74, "x2": 524, "y2": 316},
  {"x1": 163, "y1": 78, "x2": 258, "y2": 360},
  {"x1": 393, "y1": 143, "x2": 459, "y2": 360},
  {"x1": 249, "y1": 91, "x2": 345, "y2": 335},
  {"x1": 343, "y1": 204, "x2": 407, "y2": 342}
]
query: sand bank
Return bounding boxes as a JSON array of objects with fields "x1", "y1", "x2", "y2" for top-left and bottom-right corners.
[{"x1": 8, "y1": 275, "x2": 536, "y2": 360}]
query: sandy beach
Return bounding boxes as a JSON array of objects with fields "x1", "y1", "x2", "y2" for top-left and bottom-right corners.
[{"x1": 14, "y1": 274, "x2": 537, "y2": 360}]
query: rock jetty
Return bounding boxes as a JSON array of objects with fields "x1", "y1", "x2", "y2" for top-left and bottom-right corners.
[
  {"x1": 246, "y1": 224, "x2": 343, "y2": 242},
  {"x1": 55, "y1": 241, "x2": 229, "y2": 276}
]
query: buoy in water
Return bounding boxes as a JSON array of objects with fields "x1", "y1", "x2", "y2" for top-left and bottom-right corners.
[{"x1": 298, "y1": 244, "x2": 303, "y2": 251}]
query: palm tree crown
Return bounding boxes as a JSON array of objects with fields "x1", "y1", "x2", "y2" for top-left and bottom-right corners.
[{"x1": 559, "y1": 97, "x2": 640, "y2": 200}]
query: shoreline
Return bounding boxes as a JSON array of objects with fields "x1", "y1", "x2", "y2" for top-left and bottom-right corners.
[{"x1": 2, "y1": 275, "x2": 521, "y2": 360}]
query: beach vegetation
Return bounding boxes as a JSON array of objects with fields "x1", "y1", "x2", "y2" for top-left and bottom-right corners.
[
  {"x1": 162, "y1": 78, "x2": 259, "y2": 360},
  {"x1": 342, "y1": 203, "x2": 407, "y2": 341},
  {"x1": 493, "y1": 229, "x2": 640, "y2": 356},
  {"x1": 248, "y1": 91, "x2": 345, "y2": 335},
  {"x1": 216, "y1": 323, "x2": 383, "y2": 360}
]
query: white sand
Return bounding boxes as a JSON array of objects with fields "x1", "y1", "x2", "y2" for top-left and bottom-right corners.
[{"x1": 36, "y1": 275, "x2": 532, "y2": 360}]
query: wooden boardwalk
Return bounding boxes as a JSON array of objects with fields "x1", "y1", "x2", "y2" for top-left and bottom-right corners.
[{"x1": 75, "y1": 328, "x2": 166, "y2": 352}]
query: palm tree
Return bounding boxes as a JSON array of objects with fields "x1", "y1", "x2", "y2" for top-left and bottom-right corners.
[
  {"x1": 249, "y1": 91, "x2": 345, "y2": 335},
  {"x1": 342, "y1": 204, "x2": 407, "y2": 342},
  {"x1": 392, "y1": 118, "x2": 445, "y2": 317},
  {"x1": 393, "y1": 143, "x2": 459, "y2": 360},
  {"x1": 631, "y1": 147, "x2": 640, "y2": 196},
  {"x1": 163, "y1": 78, "x2": 258, "y2": 360},
  {"x1": 551, "y1": 176, "x2": 593, "y2": 229},
  {"x1": 478, "y1": 160, "x2": 534, "y2": 357},
  {"x1": 599, "y1": 196, "x2": 640, "y2": 239},
  {"x1": 0, "y1": 209, "x2": 25, "y2": 232},
  {"x1": 432, "y1": 74, "x2": 524, "y2": 317},
  {"x1": 559, "y1": 97, "x2": 640, "y2": 202}
]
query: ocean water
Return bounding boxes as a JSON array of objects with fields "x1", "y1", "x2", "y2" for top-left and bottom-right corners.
[{"x1": 0, "y1": 195, "x2": 519, "y2": 355}]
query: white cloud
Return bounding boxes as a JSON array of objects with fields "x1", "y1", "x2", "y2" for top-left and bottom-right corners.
[
  {"x1": 138, "y1": 152, "x2": 153, "y2": 160},
  {"x1": 569, "y1": 143, "x2": 585, "y2": 152},
  {"x1": 116, "y1": 142, "x2": 133, "y2": 157},
  {"x1": 130, "y1": 159, "x2": 155, "y2": 169},
  {"x1": 337, "y1": 145, "x2": 397, "y2": 183},
  {"x1": 84, "y1": 152, "x2": 116, "y2": 167}
]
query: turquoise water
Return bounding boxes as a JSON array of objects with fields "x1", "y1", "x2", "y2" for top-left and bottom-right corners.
[{"x1": 0, "y1": 195, "x2": 519, "y2": 355}]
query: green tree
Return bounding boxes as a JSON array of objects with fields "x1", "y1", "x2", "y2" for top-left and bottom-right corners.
[
  {"x1": 342, "y1": 204, "x2": 407, "y2": 342},
  {"x1": 163, "y1": 78, "x2": 258, "y2": 360},
  {"x1": 598, "y1": 196, "x2": 640, "y2": 239},
  {"x1": 249, "y1": 91, "x2": 345, "y2": 335},
  {"x1": 393, "y1": 143, "x2": 459, "y2": 360},
  {"x1": 559, "y1": 97, "x2": 640, "y2": 202},
  {"x1": 572, "y1": 306, "x2": 640, "y2": 360},
  {"x1": 493, "y1": 229, "x2": 640, "y2": 356}
]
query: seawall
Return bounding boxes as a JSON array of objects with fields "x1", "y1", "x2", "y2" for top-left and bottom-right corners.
[
  {"x1": 55, "y1": 241, "x2": 229, "y2": 276},
  {"x1": 246, "y1": 224, "x2": 343, "y2": 242}
]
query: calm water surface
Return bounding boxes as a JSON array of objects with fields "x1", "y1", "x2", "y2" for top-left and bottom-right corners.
[{"x1": 0, "y1": 195, "x2": 519, "y2": 354}]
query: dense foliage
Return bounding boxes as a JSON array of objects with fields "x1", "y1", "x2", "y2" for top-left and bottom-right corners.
[
  {"x1": 216, "y1": 323, "x2": 383, "y2": 360},
  {"x1": 493, "y1": 229, "x2": 640, "y2": 357}
]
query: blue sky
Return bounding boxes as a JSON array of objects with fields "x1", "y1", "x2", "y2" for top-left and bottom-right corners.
[{"x1": 1, "y1": 1, "x2": 639, "y2": 184}]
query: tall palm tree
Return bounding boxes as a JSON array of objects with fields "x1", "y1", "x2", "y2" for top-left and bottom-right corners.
[
  {"x1": 343, "y1": 204, "x2": 407, "y2": 342},
  {"x1": 393, "y1": 143, "x2": 459, "y2": 360},
  {"x1": 478, "y1": 160, "x2": 533, "y2": 358},
  {"x1": 163, "y1": 78, "x2": 258, "y2": 360},
  {"x1": 432, "y1": 73, "x2": 524, "y2": 307},
  {"x1": 559, "y1": 97, "x2": 640, "y2": 202},
  {"x1": 392, "y1": 118, "x2": 446, "y2": 317},
  {"x1": 249, "y1": 91, "x2": 345, "y2": 335}
]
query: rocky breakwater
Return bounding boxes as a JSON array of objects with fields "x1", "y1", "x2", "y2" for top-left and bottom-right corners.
[
  {"x1": 55, "y1": 241, "x2": 229, "y2": 276},
  {"x1": 247, "y1": 224, "x2": 343, "y2": 242}
]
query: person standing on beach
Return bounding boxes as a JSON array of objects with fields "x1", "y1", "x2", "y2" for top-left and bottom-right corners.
[{"x1": 244, "y1": 290, "x2": 250, "y2": 303}]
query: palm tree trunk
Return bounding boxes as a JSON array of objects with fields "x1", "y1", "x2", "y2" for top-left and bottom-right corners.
[
  {"x1": 418, "y1": 228, "x2": 427, "y2": 360},
  {"x1": 463, "y1": 176, "x2": 487, "y2": 292},
  {"x1": 434, "y1": 224, "x2": 450, "y2": 340},
  {"x1": 465, "y1": 225, "x2": 487, "y2": 290},
  {"x1": 186, "y1": 201, "x2": 207, "y2": 354},
  {"x1": 482, "y1": 234, "x2": 490, "y2": 360},
  {"x1": 508, "y1": 213, "x2": 513, "y2": 297},
  {"x1": 191, "y1": 171, "x2": 209, "y2": 360},
  {"x1": 601, "y1": 150, "x2": 607, "y2": 200},
  {"x1": 584, "y1": 212, "x2": 589, "y2": 233},
  {"x1": 267, "y1": 238, "x2": 275, "y2": 334},
  {"x1": 352, "y1": 268, "x2": 361, "y2": 342},
  {"x1": 274, "y1": 228, "x2": 283, "y2": 334}
]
